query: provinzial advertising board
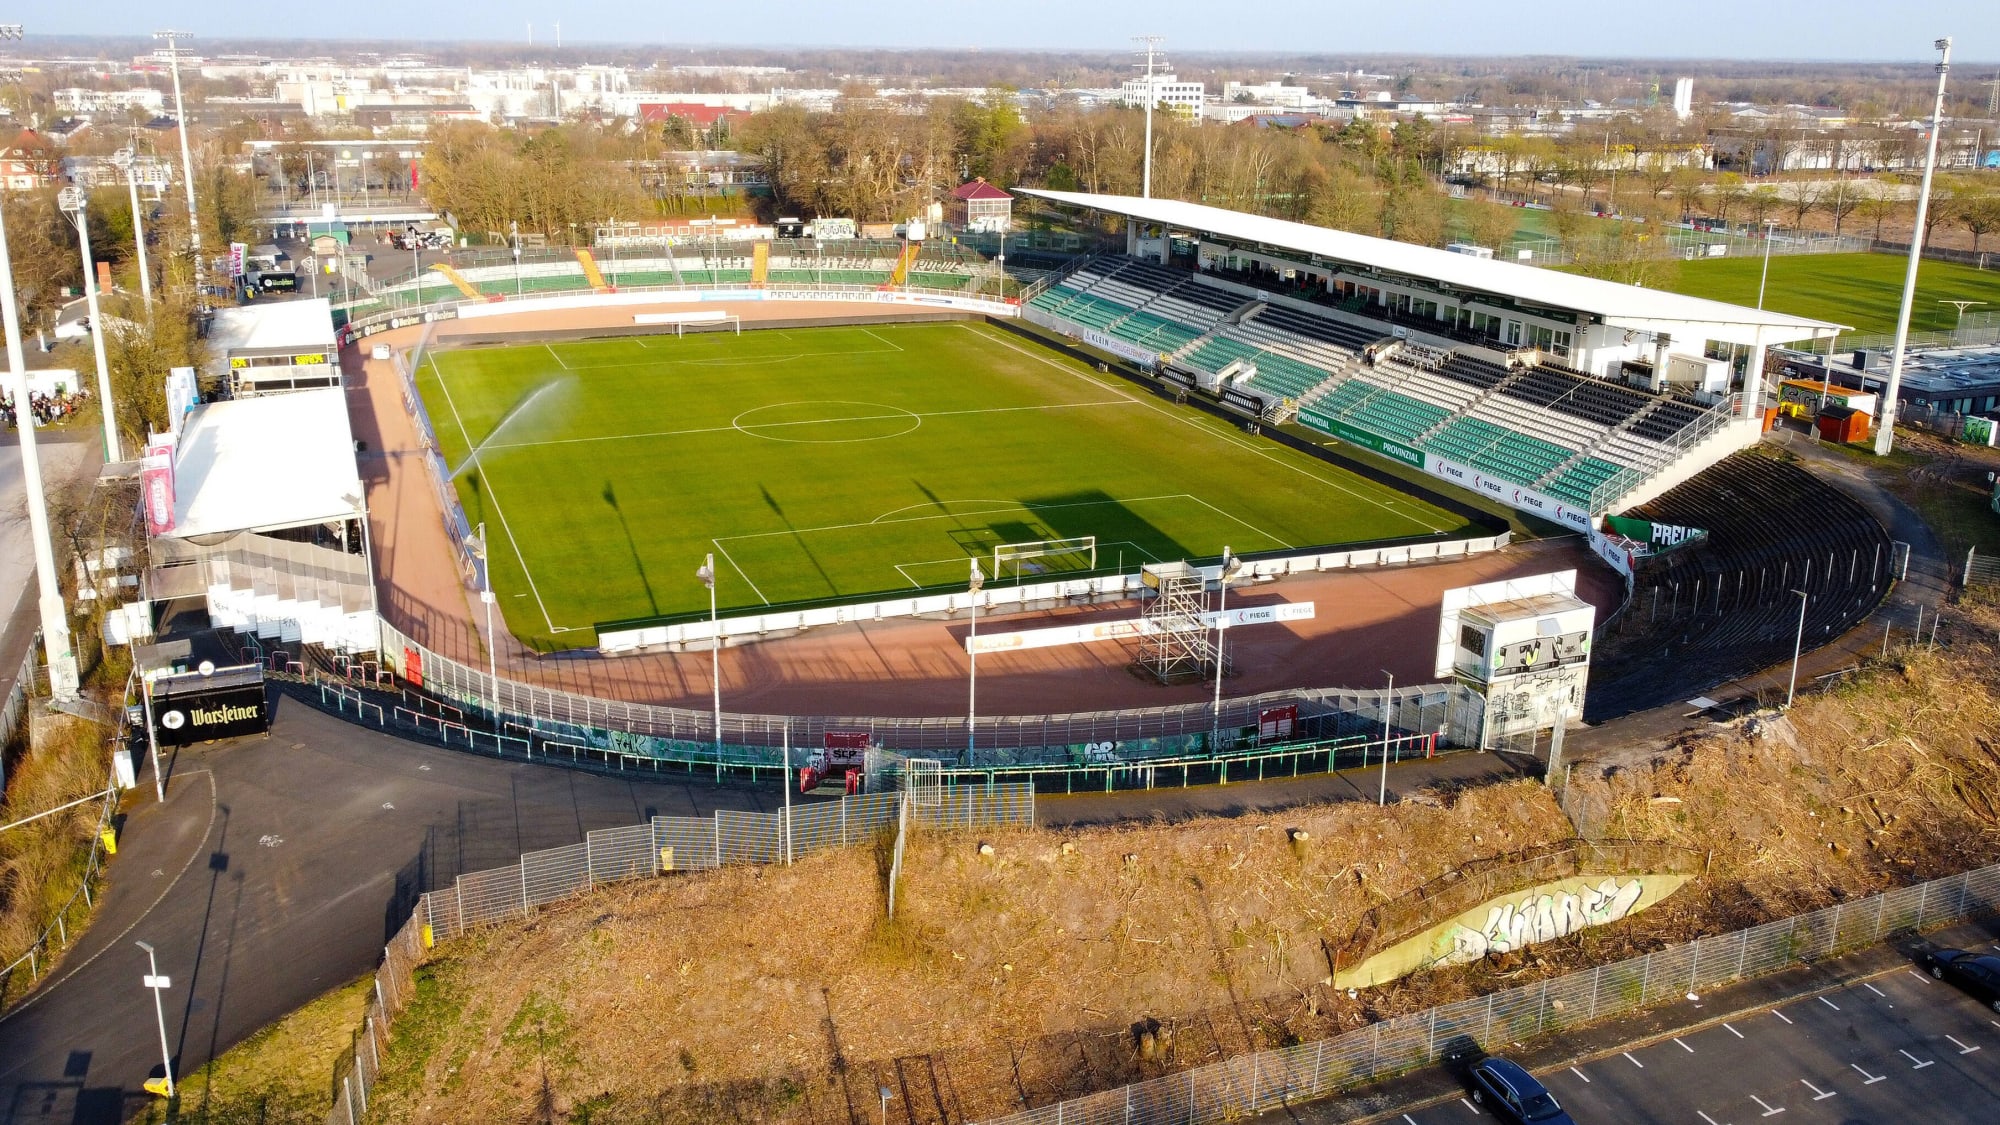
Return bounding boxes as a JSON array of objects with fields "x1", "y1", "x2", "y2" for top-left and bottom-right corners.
[{"x1": 150, "y1": 666, "x2": 270, "y2": 746}]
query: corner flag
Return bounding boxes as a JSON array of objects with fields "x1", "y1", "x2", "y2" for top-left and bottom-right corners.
[
  {"x1": 697, "y1": 554, "x2": 715, "y2": 590},
  {"x1": 969, "y1": 558, "x2": 985, "y2": 593}
]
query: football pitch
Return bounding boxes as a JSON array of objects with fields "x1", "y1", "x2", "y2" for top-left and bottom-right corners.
[
  {"x1": 415, "y1": 321, "x2": 1478, "y2": 649},
  {"x1": 1664, "y1": 253, "x2": 2000, "y2": 337}
]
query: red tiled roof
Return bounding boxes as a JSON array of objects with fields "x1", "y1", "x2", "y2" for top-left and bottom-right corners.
[
  {"x1": 638, "y1": 103, "x2": 741, "y2": 128},
  {"x1": 950, "y1": 179, "x2": 1013, "y2": 201}
]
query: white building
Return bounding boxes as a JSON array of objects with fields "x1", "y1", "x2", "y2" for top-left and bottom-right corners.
[
  {"x1": 1119, "y1": 73, "x2": 1205, "y2": 121},
  {"x1": 53, "y1": 87, "x2": 167, "y2": 115},
  {"x1": 1223, "y1": 81, "x2": 1316, "y2": 110}
]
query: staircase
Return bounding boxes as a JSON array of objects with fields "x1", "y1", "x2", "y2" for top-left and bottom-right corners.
[
  {"x1": 429, "y1": 262, "x2": 484, "y2": 301},
  {"x1": 888, "y1": 242, "x2": 922, "y2": 287},
  {"x1": 575, "y1": 249, "x2": 610, "y2": 291}
]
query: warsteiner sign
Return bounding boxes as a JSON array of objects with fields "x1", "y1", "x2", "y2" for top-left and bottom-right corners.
[{"x1": 150, "y1": 666, "x2": 270, "y2": 746}]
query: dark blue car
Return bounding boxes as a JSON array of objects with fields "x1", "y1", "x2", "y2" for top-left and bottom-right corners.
[{"x1": 1469, "y1": 1057, "x2": 1576, "y2": 1124}]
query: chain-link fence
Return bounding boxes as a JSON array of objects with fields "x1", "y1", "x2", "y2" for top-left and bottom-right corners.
[
  {"x1": 325, "y1": 783, "x2": 1033, "y2": 1125},
  {"x1": 971, "y1": 860, "x2": 2000, "y2": 1125},
  {"x1": 0, "y1": 787, "x2": 120, "y2": 1009}
]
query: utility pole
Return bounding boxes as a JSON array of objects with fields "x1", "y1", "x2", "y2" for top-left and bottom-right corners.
[
  {"x1": 153, "y1": 30, "x2": 201, "y2": 300},
  {"x1": 1132, "y1": 36, "x2": 1165, "y2": 199},
  {"x1": 0, "y1": 22, "x2": 81, "y2": 704},
  {"x1": 1876, "y1": 37, "x2": 1953, "y2": 457}
]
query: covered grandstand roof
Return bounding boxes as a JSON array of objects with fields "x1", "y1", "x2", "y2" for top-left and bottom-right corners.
[
  {"x1": 166, "y1": 387, "x2": 362, "y2": 538},
  {"x1": 206, "y1": 298, "x2": 336, "y2": 357},
  {"x1": 1018, "y1": 189, "x2": 1846, "y2": 343}
]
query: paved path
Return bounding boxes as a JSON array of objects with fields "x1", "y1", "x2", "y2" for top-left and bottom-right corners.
[{"x1": 0, "y1": 701, "x2": 792, "y2": 1124}]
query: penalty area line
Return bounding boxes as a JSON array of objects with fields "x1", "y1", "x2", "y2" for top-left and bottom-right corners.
[{"x1": 710, "y1": 539, "x2": 771, "y2": 606}]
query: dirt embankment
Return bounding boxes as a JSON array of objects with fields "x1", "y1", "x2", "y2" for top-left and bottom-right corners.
[{"x1": 363, "y1": 601, "x2": 2000, "y2": 1125}]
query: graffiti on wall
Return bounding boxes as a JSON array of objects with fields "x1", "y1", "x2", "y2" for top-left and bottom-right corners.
[{"x1": 1444, "y1": 876, "x2": 1647, "y2": 964}]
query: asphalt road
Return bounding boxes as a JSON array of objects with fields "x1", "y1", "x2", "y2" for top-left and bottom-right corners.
[
  {"x1": 0, "y1": 698, "x2": 799, "y2": 1125},
  {"x1": 1394, "y1": 950, "x2": 2000, "y2": 1125}
]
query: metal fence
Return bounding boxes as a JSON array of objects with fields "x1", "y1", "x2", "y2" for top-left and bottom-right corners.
[
  {"x1": 0, "y1": 787, "x2": 120, "y2": 1010},
  {"x1": 970, "y1": 860, "x2": 2000, "y2": 1125},
  {"x1": 325, "y1": 783, "x2": 1034, "y2": 1125}
]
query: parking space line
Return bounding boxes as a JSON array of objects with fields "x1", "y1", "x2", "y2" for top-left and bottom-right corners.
[
  {"x1": 1773, "y1": 1009, "x2": 1794, "y2": 1024},
  {"x1": 1404, "y1": 1115, "x2": 1420, "y2": 1124},
  {"x1": 1724, "y1": 1022, "x2": 1745, "y2": 1038},
  {"x1": 1851, "y1": 1063, "x2": 1886, "y2": 1084},
  {"x1": 1569, "y1": 1066, "x2": 1591, "y2": 1083},
  {"x1": 1624, "y1": 1051, "x2": 1646, "y2": 1068},
  {"x1": 1800, "y1": 1079, "x2": 1836, "y2": 1101},
  {"x1": 1674, "y1": 1037, "x2": 1695, "y2": 1052},
  {"x1": 1900, "y1": 1048, "x2": 1935, "y2": 1069},
  {"x1": 1947, "y1": 1035, "x2": 1980, "y2": 1054},
  {"x1": 1460, "y1": 1096, "x2": 1481, "y2": 1114},
  {"x1": 1698, "y1": 1111, "x2": 1729, "y2": 1125},
  {"x1": 1910, "y1": 970, "x2": 1934, "y2": 985},
  {"x1": 1863, "y1": 982, "x2": 1886, "y2": 997},
  {"x1": 1750, "y1": 1093, "x2": 1786, "y2": 1116},
  {"x1": 1818, "y1": 996, "x2": 1842, "y2": 1011}
]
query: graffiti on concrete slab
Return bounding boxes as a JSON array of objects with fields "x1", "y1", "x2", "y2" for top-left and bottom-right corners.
[{"x1": 1444, "y1": 875, "x2": 1647, "y2": 965}]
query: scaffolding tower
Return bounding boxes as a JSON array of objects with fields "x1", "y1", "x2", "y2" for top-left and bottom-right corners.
[{"x1": 1134, "y1": 562, "x2": 1220, "y2": 684}]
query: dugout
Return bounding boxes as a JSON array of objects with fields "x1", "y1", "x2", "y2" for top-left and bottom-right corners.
[{"x1": 208, "y1": 297, "x2": 338, "y2": 397}]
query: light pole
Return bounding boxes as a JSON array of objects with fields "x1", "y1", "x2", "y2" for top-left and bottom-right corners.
[
  {"x1": 123, "y1": 146, "x2": 153, "y2": 310},
  {"x1": 1133, "y1": 36, "x2": 1164, "y2": 199},
  {"x1": 697, "y1": 555, "x2": 721, "y2": 756},
  {"x1": 1785, "y1": 588, "x2": 1810, "y2": 707},
  {"x1": 153, "y1": 31, "x2": 199, "y2": 258},
  {"x1": 0, "y1": 27, "x2": 82, "y2": 704},
  {"x1": 1210, "y1": 547, "x2": 1240, "y2": 750},
  {"x1": 134, "y1": 940, "x2": 175, "y2": 1098},
  {"x1": 967, "y1": 559, "x2": 985, "y2": 762},
  {"x1": 877, "y1": 1084, "x2": 895, "y2": 1125},
  {"x1": 1878, "y1": 37, "x2": 1954, "y2": 457},
  {"x1": 476, "y1": 522, "x2": 498, "y2": 712},
  {"x1": 1378, "y1": 669, "x2": 1394, "y2": 806},
  {"x1": 1755, "y1": 218, "x2": 1779, "y2": 310},
  {"x1": 510, "y1": 220, "x2": 522, "y2": 297},
  {"x1": 57, "y1": 187, "x2": 119, "y2": 462}
]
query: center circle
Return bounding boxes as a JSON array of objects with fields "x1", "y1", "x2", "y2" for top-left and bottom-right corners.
[{"x1": 731, "y1": 400, "x2": 921, "y2": 444}]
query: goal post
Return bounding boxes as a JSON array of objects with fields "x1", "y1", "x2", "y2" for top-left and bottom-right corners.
[{"x1": 993, "y1": 535, "x2": 1098, "y2": 583}]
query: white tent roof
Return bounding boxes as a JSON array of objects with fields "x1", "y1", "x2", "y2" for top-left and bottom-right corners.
[
  {"x1": 167, "y1": 387, "x2": 361, "y2": 538},
  {"x1": 1018, "y1": 189, "x2": 1847, "y2": 343},
  {"x1": 206, "y1": 297, "x2": 336, "y2": 355}
]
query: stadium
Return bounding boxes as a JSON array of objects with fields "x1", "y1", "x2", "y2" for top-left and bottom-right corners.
[{"x1": 143, "y1": 187, "x2": 1892, "y2": 788}]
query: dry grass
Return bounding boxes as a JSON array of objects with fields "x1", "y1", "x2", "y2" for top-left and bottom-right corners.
[{"x1": 0, "y1": 713, "x2": 113, "y2": 999}]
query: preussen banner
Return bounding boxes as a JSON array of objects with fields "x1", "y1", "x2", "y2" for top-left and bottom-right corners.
[{"x1": 1602, "y1": 515, "x2": 1708, "y2": 556}]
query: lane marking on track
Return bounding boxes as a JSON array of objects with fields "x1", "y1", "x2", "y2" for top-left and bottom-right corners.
[
  {"x1": 1724, "y1": 1022, "x2": 1745, "y2": 1038},
  {"x1": 1851, "y1": 1063, "x2": 1886, "y2": 1084},
  {"x1": 1750, "y1": 1094, "x2": 1785, "y2": 1116},
  {"x1": 1800, "y1": 1079, "x2": 1836, "y2": 1101},
  {"x1": 1772, "y1": 1009, "x2": 1794, "y2": 1024},
  {"x1": 1569, "y1": 1066, "x2": 1590, "y2": 1083},
  {"x1": 1899, "y1": 1048, "x2": 1934, "y2": 1069},
  {"x1": 1675, "y1": 1037, "x2": 1695, "y2": 1052},
  {"x1": 1623, "y1": 1051, "x2": 1645, "y2": 1068},
  {"x1": 1947, "y1": 1035, "x2": 1979, "y2": 1054},
  {"x1": 1818, "y1": 996, "x2": 1841, "y2": 1011}
]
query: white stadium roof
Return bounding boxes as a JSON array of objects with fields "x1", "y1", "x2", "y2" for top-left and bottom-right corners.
[
  {"x1": 206, "y1": 297, "x2": 337, "y2": 356},
  {"x1": 167, "y1": 387, "x2": 362, "y2": 539},
  {"x1": 1017, "y1": 189, "x2": 1846, "y2": 343}
]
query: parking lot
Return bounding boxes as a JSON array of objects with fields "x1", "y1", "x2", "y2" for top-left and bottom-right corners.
[{"x1": 1393, "y1": 952, "x2": 2000, "y2": 1124}]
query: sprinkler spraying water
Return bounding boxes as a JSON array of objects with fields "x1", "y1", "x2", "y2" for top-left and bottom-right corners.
[{"x1": 450, "y1": 376, "x2": 574, "y2": 481}]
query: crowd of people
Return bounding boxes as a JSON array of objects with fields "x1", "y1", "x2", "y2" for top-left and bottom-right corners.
[{"x1": 1, "y1": 387, "x2": 91, "y2": 430}]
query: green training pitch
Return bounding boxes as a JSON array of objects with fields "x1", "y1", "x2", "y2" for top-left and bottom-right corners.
[
  {"x1": 1663, "y1": 252, "x2": 2000, "y2": 337},
  {"x1": 415, "y1": 321, "x2": 1477, "y2": 649}
]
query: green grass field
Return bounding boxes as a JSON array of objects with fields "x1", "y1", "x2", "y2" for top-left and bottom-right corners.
[
  {"x1": 417, "y1": 322, "x2": 1476, "y2": 649},
  {"x1": 1658, "y1": 253, "x2": 2000, "y2": 337}
]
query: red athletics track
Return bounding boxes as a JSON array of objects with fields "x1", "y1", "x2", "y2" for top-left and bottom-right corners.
[{"x1": 344, "y1": 299, "x2": 1623, "y2": 718}]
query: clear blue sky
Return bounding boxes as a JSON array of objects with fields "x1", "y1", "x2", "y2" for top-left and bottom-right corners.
[{"x1": 28, "y1": 1, "x2": 1998, "y2": 61}]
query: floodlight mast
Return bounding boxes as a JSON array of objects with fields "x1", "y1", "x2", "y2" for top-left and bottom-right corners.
[
  {"x1": 154, "y1": 29, "x2": 201, "y2": 300},
  {"x1": 1133, "y1": 36, "x2": 1165, "y2": 199},
  {"x1": 1875, "y1": 36, "x2": 1953, "y2": 457}
]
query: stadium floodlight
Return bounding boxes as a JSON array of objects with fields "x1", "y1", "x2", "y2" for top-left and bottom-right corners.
[
  {"x1": 696, "y1": 555, "x2": 720, "y2": 756},
  {"x1": 56, "y1": 186, "x2": 120, "y2": 462},
  {"x1": 153, "y1": 30, "x2": 201, "y2": 268},
  {"x1": 121, "y1": 138, "x2": 154, "y2": 309},
  {"x1": 1132, "y1": 35, "x2": 1165, "y2": 199},
  {"x1": 1876, "y1": 36, "x2": 1953, "y2": 457}
]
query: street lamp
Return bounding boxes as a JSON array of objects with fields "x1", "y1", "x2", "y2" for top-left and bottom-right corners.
[
  {"x1": 1378, "y1": 669, "x2": 1394, "y2": 806},
  {"x1": 877, "y1": 1084, "x2": 895, "y2": 1125},
  {"x1": 1210, "y1": 547, "x2": 1241, "y2": 749},
  {"x1": 510, "y1": 220, "x2": 522, "y2": 297},
  {"x1": 1755, "y1": 218, "x2": 1779, "y2": 310},
  {"x1": 56, "y1": 187, "x2": 120, "y2": 462},
  {"x1": 967, "y1": 559, "x2": 985, "y2": 762},
  {"x1": 1785, "y1": 589, "x2": 1810, "y2": 707},
  {"x1": 134, "y1": 940, "x2": 175, "y2": 1098},
  {"x1": 475, "y1": 522, "x2": 498, "y2": 712},
  {"x1": 696, "y1": 555, "x2": 721, "y2": 756}
]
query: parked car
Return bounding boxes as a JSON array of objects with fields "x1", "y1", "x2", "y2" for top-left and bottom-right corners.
[
  {"x1": 1922, "y1": 949, "x2": 2000, "y2": 1012},
  {"x1": 1468, "y1": 1058, "x2": 1576, "y2": 1124}
]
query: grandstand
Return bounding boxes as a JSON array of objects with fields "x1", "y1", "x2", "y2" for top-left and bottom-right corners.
[{"x1": 1017, "y1": 190, "x2": 1845, "y2": 530}]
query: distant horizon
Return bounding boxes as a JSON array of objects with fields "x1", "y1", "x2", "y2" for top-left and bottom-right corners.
[{"x1": 15, "y1": 1, "x2": 1996, "y2": 65}]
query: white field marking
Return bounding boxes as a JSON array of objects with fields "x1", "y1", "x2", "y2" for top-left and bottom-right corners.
[
  {"x1": 860, "y1": 326, "x2": 906, "y2": 352},
  {"x1": 1909, "y1": 970, "x2": 1934, "y2": 985},
  {"x1": 1675, "y1": 1037, "x2": 1695, "y2": 1053},
  {"x1": 1863, "y1": 982, "x2": 1887, "y2": 997},
  {"x1": 709, "y1": 538, "x2": 770, "y2": 606},
  {"x1": 1623, "y1": 1051, "x2": 1645, "y2": 1068},
  {"x1": 543, "y1": 343, "x2": 570, "y2": 370},
  {"x1": 1182, "y1": 492, "x2": 1295, "y2": 550},
  {"x1": 964, "y1": 323, "x2": 1458, "y2": 533},
  {"x1": 1569, "y1": 1066, "x2": 1590, "y2": 1083},
  {"x1": 1899, "y1": 1049, "x2": 1934, "y2": 1069},
  {"x1": 891, "y1": 562, "x2": 926, "y2": 589},
  {"x1": 1818, "y1": 996, "x2": 1841, "y2": 1011},
  {"x1": 1851, "y1": 1063, "x2": 1886, "y2": 1084},
  {"x1": 1772, "y1": 1009, "x2": 1794, "y2": 1024},
  {"x1": 1947, "y1": 1035, "x2": 1980, "y2": 1054},
  {"x1": 716, "y1": 494, "x2": 1198, "y2": 545},
  {"x1": 1459, "y1": 1097, "x2": 1480, "y2": 1115},
  {"x1": 1697, "y1": 1111, "x2": 1728, "y2": 1125},
  {"x1": 872, "y1": 498, "x2": 1027, "y2": 524},
  {"x1": 546, "y1": 341, "x2": 906, "y2": 371},
  {"x1": 427, "y1": 353, "x2": 563, "y2": 635},
  {"x1": 1724, "y1": 1022, "x2": 1745, "y2": 1038},
  {"x1": 1800, "y1": 1080, "x2": 1836, "y2": 1101},
  {"x1": 1749, "y1": 1094, "x2": 1785, "y2": 1116},
  {"x1": 1404, "y1": 1116, "x2": 1421, "y2": 1125},
  {"x1": 483, "y1": 398, "x2": 1134, "y2": 451}
]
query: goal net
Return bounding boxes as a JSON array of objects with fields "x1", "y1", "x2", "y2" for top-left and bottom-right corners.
[{"x1": 993, "y1": 536, "x2": 1098, "y2": 583}]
